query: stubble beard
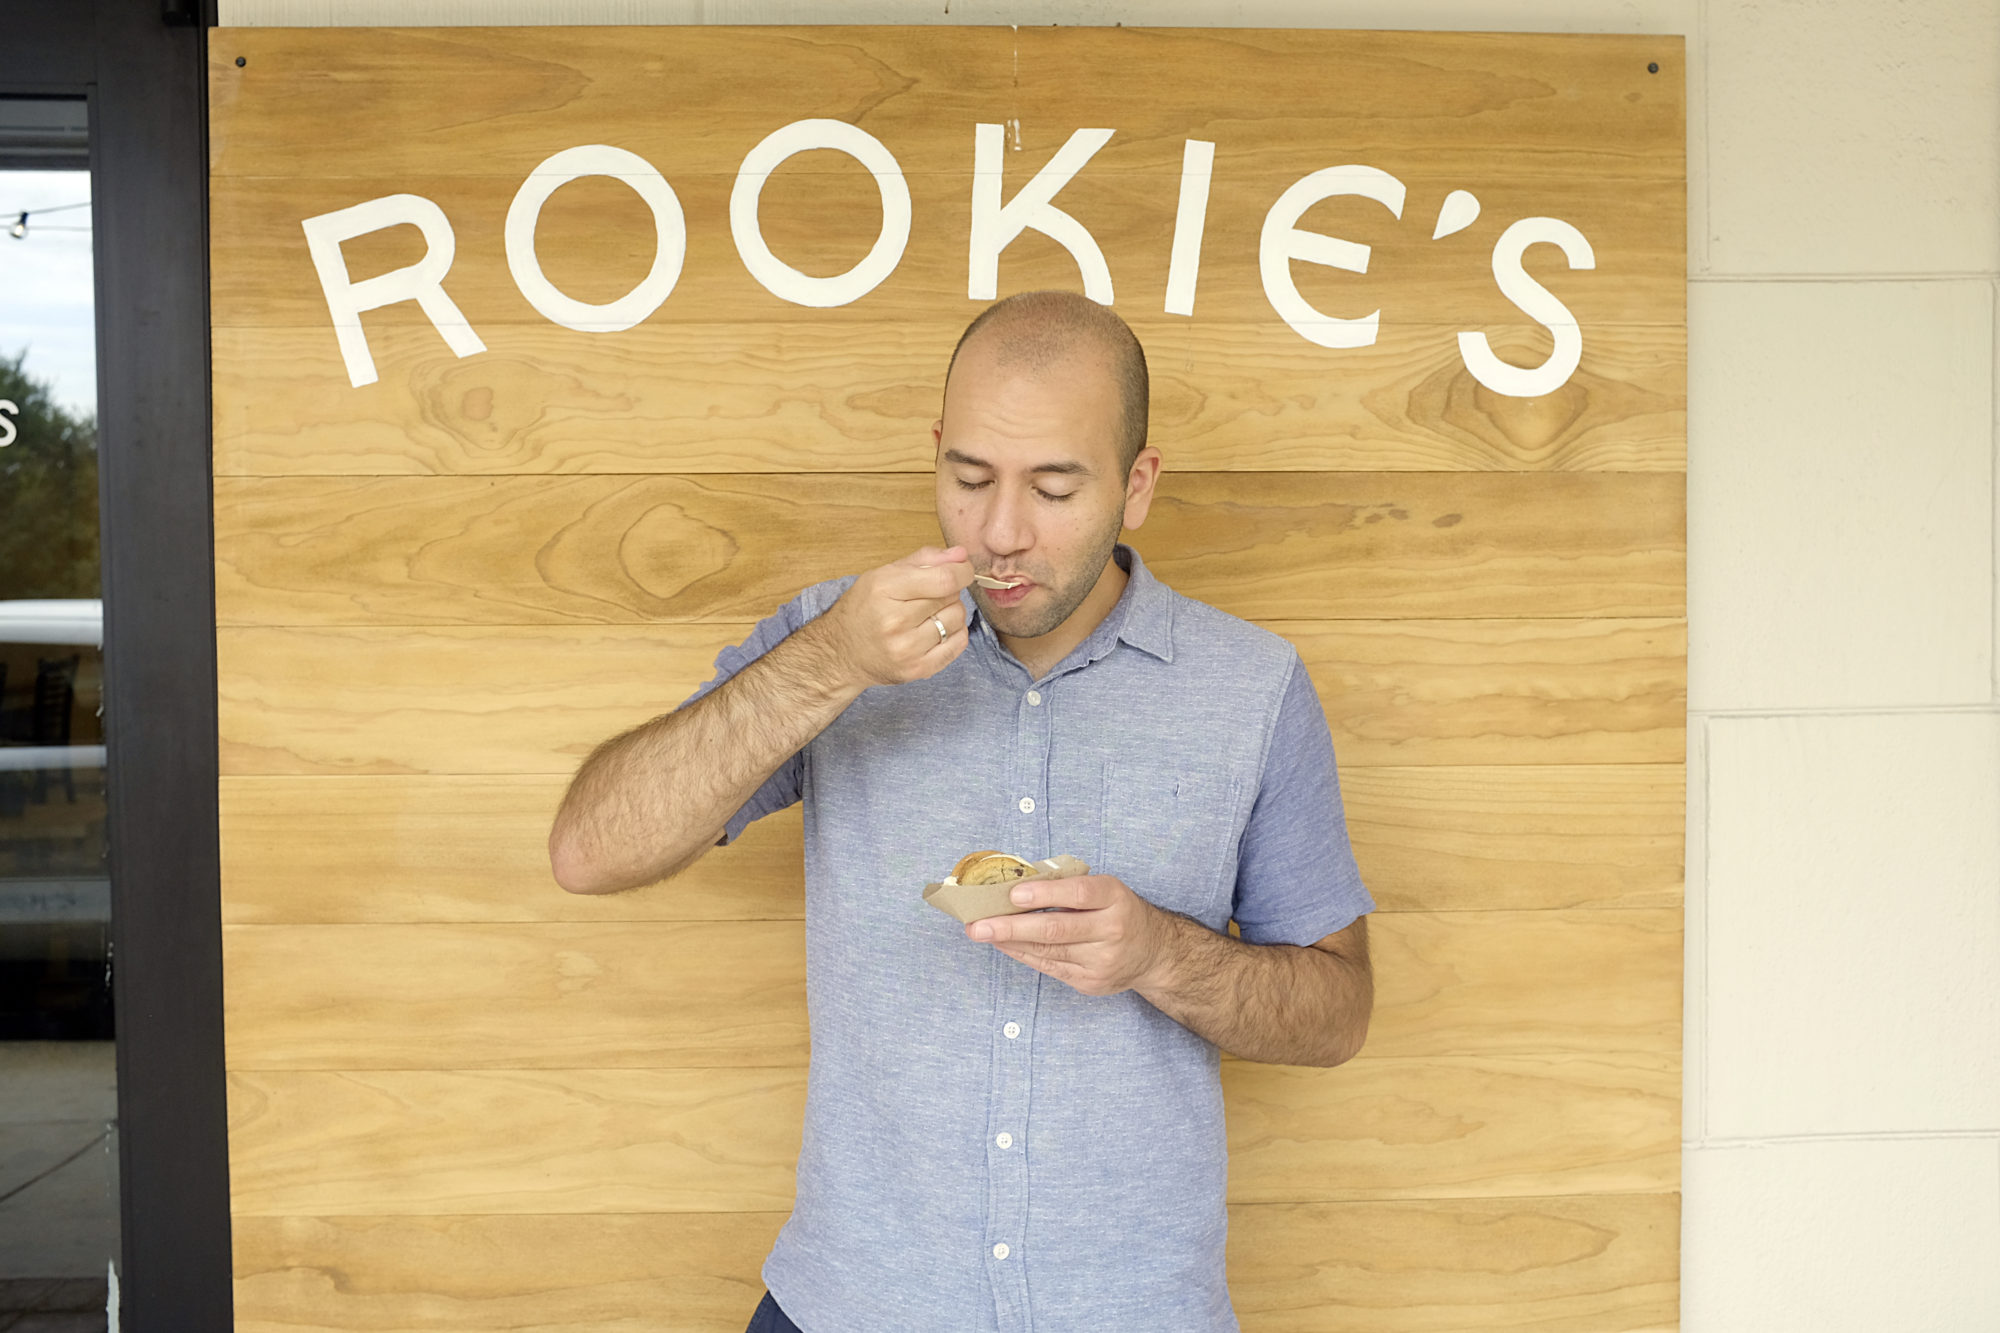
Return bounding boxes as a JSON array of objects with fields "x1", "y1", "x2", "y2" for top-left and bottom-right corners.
[{"x1": 979, "y1": 502, "x2": 1126, "y2": 640}]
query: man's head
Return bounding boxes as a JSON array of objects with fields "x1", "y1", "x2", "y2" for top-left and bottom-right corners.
[
  {"x1": 944, "y1": 289, "x2": 1150, "y2": 473},
  {"x1": 931, "y1": 290, "x2": 1162, "y2": 643}
]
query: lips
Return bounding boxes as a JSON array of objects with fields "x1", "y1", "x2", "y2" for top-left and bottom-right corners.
[{"x1": 983, "y1": 577, "x2": 1034, "y2": 607}]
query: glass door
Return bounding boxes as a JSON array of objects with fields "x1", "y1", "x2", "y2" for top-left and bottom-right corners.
[{"x1": 0, "y1": 95, "x2": 118, "y2": 1331}]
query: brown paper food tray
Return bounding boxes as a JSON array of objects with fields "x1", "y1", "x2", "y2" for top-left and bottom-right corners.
[{"x1": 922, "y1": 854, "x2": 1091, "y2": 924}]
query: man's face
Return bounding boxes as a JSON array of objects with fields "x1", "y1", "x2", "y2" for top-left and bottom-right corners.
[{"x1": 932, "y1": 342, "x2": 1152, "y2": 640}]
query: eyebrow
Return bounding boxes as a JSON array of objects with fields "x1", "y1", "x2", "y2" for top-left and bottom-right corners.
[{"x1": 941, "y1": 447, "x2": 1094, "y2": 478}]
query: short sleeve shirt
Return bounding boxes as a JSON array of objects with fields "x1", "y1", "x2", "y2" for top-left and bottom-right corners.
[{"x1": 679, "y1": 543, "x2": 1372, "y2": 1333}]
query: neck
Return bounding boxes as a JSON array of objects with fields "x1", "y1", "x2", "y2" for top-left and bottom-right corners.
[{"x1": 998, "y1": 550, "x2": 1128, "y2": 677}]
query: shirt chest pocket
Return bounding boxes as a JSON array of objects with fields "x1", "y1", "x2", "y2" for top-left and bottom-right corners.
[{"x1": 1095, "y1": 759, "x2": 1242, "y2": 921}]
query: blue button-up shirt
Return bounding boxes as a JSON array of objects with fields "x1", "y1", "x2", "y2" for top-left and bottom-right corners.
[{"x1": 682, "y1": 544, "x2": 1372, "y2": 1333}]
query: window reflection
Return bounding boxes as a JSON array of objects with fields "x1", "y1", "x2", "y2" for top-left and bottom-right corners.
[
  {"x1": 0, "y1": 607, "x2": 109, "y2": 1039},
  {"x1": 1, "y1": 152, "x2": 115, "y2": 1329}
]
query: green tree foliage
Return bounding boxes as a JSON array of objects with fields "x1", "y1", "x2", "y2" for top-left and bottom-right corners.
[{"x1": 0, "y1": 349, "x2": 98, "y2": 601}]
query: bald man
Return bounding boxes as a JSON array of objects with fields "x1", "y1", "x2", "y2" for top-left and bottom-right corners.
[{"x1": 548, "y1": 290, "x2": 1375, "y2": 1333}]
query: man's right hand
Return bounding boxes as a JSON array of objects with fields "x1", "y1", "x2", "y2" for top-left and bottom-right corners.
[
  {"x1": 808, "y1": 545, "x2": 976, "y2": 689},
  {"x1": 549, "y1": 545, "x2": 976, "y2": 894}
]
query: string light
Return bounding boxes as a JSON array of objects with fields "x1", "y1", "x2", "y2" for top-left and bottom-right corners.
[{"x1": 2, "y1": 200, "x2": 90, "y2": 241}]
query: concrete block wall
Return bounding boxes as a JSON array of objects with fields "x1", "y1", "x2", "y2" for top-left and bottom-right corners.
[
  {"x1": 222, "y1": 1, "x2": 2000, "y2": 1326},
  {"x1": 1680, "y1": 3, "x2": 2000, "y2": 1326}
]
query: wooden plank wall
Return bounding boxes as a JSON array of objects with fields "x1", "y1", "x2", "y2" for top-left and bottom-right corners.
[{"x1": 207, "y1": 25, "x2": 1685, "y2": 1332}]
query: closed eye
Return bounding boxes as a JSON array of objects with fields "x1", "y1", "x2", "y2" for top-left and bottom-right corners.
[{"x1": 954, "y1": 478, "x2": 1074, "y2": 502}]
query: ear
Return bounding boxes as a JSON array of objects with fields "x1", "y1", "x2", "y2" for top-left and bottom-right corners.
[
  {"x1": 1121, "y1": 445, "x2": 1163, "y2": 530},
  {"x1": 931, "y1": 418, "x2": 944, "y2": 455}
]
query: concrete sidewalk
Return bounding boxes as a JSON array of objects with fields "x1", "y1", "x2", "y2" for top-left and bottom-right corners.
[{"x1": 0, "y1": 1040, "x2": 116, "y2": 1330}]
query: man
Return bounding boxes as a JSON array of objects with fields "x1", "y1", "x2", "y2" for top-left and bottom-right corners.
[{"x1": 547, "y1": 290, "x2": 1374, "y2": 1333}]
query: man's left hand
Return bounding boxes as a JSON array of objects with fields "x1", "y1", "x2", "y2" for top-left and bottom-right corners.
[{"x1": 966, "y1": 875, "x2": 1181, "y2": 997}]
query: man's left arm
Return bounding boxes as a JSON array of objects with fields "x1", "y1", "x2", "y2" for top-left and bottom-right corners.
[
  {"x1": 969, "y1": 878, "x2": 1370, "y2": 1067},
  {"x1": 1143, "y1": 907, "x2": 1370, "y2": 1067}
]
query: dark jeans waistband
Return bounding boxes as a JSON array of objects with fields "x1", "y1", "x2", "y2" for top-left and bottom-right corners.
[{"x1": 746, "y1": 1289, "x2": 804, "y2": 1333}]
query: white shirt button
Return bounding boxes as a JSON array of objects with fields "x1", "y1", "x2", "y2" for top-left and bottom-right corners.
[
  {"x1": 992, "y1": 1242, "x2": 1011, "y2": 1261},
  {"x1": 996, "y1": 1132, "x2": 1013, "y2": 1149},
  {"x1": 1003, "y1": 1021, "x2": 1020, "y2": 1039},
  {"x1": 1017, "y1": 796, "x2": 1035, "y2": 814},
  {"x1": 1026, "y1": 690, "x2": 1042, "y2": 706}
]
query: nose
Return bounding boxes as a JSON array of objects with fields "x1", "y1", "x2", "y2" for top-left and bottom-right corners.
[{"x1": 980, "y1": 482, "x2": 1033, "y2": 559}]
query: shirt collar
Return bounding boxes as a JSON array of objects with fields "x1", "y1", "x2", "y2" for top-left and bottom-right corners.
[
  {"x1": 1104, "y1": 543, "x2": 1175, "y2": 663},
  {"x1": 966, "y1": 542, "x2": 1175, "y2": 671}
]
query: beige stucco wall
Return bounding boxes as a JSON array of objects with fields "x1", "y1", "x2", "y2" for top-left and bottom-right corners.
[{"x1": 219, "y1": 2, "x2": 2000, "y2": 1328}]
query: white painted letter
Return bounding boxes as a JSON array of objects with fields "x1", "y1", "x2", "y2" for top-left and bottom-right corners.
[
  {"x1": 0, "y1": 400, "x2": 16, "y2": 448},
  {"x1": 1432, "y1": 189, "x2": 1480, "y2": 240},
  {"x1": 1259, "y1": 165, "x2": 1406, "y2": 349},
  {"x1": 731, "y1": 119, "x2": 911, "y2": 308},
  {"x1": 506, "y1": 144, "x2": 686, "y2": 332},
  {"x1": 969, "y1": 124, "x2": 1115, "y2": 304},
  {"x1": 1457, "y1": 217, "x2": 1595, "y2": 397},
  {"x1": 1164, "y1": 139, "x2": 1215, "y2": 317},
  {"x1": 301, "y1": 194, "x2": 486, "y2": 389}
]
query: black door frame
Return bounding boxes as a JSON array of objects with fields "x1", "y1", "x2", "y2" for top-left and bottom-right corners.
[{"x1": 2, "y1": 1, "x2": 229, "y2": 1327}]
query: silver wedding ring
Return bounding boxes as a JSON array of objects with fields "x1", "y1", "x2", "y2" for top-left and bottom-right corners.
[{"x1": 932, "y1": 616, "x2": 948, "y2": 642}]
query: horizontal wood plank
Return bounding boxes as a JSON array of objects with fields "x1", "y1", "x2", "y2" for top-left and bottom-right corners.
[
  {"x1": 216, "y1": 763, "x2": 1683, "y2": 924},
  {"x1": 1227, "y1": 1192, "x2": 1680, "y2": 1332},
  {"x1": 222, "y1": 920, "x2": 814, "y2": 1070},
  {"x1": 211, "y1": 321, "x2": 1686, "y2": 476},
  {"x1": 1341, "y1": 764, "x2": 1684, "y2": 912},
  {"x1": 1224, "y1": 1053, "x2": 1678, "y2": 1203},
  {"x1": 226, "y1": 1067, "x2": 808, "y2": 1215},
  {"x1": 220, "y1": 776, "x2": 803, "y2": 924},
  {"x1": 225, "y1": 1053, "x2": 1673, "y2": 1216},
  {"x1": 220, "y1": 908, "x2": 1679, "y2": 1070},
  {"x1": 212, "y1": 472, "x2": 1686, "y2": 626},
  {"x1": 209, "y1": 27, "x2": 1682, "y2": 180},
  {"x1": 230, "y1": 1192, "x2": 1678, "y2": 1332},
  {"x1": 230, "y1": 1210, "x2": 789, "y2": 1333},
  {"x1": 1288, "y1": 617, "x2": 1684, "y2": 766},
  {"x1": 214, "y1": 617, "x2": 1681, "y2": 776}
]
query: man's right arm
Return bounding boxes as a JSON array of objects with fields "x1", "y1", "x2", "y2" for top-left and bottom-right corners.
[{"x1": 546, "y1": 545, "x2": 975, "y2": 895}]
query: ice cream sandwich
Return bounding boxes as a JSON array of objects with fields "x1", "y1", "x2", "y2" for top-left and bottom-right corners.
[{"x1": 924, "y1": 850, "x2": 1091, "y2": 924}]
